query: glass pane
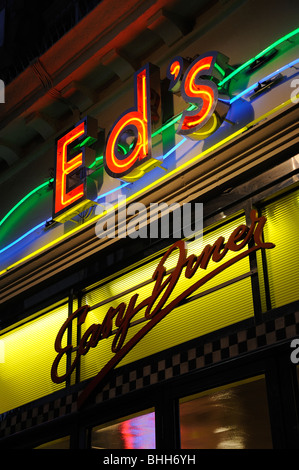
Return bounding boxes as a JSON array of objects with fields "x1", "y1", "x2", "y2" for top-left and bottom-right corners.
[
  {"x1": 35, "y1": 436, "x2": 70, "y2": 449},
  {"x1": 91, "y1": 410, "x2": 155, "y2": 449},
  {"x1": 180, "y1": 375, "x2": 272, "y2": 449}
]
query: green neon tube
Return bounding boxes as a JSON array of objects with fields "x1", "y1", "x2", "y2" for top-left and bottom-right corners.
[
  {"x1": 0, "y1": 179, "x2": 53, "y2": 229},
  {"x1": 218, "y1": 27, "x2": 299, "y2": 88}
]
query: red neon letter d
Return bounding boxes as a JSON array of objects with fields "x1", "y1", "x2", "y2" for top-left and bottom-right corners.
[{"x1": 104, "y1": 64, "x2": 152, "y2": 181}]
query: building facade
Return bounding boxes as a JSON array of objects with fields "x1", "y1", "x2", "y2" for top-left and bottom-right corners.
[{"x1": 0, "y1": 0, "x2": 299, "y2": 449}]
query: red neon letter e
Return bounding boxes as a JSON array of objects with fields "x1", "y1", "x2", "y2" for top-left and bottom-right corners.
[
  {"x1": 53, "y1": 116, "x2": 97, "y2": 222},
  {"x1": 54, "y1": 121, "x2": 85, "y2": 219},
  {"x1": 104, "y1": 64, "x2": 152, "y2": 180}
]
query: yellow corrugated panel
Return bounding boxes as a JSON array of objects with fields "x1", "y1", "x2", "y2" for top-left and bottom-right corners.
[
  {"x1": 261, "y1": 189, "x2": 299, "y2": 310},
  {"x1": 0, "y1": 303, "x2": 68, "y2": 414}
]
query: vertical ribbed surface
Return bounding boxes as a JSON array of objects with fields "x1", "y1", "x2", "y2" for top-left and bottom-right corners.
[
  {"x1": 0, "y1": 302, "x2": 68, "y2": 414},
  {"x1": 262, "y1": 189, "x2": 299, "y2": 309}
]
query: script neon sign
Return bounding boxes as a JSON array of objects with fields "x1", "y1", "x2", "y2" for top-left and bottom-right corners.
[
  {"x1": 51, "y1": 210, "x2": 275, "y2": 408},
  {"x1": 53, "y1": 52, "x2": 229, "y2": 222}
]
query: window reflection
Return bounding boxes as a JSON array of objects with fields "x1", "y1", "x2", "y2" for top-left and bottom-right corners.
[
  {"x1": 91, "y1": 410, "x2": 155, "y2": 449},
  {"x1": 180, "y1": 375, "x2": 272, "y2": 449}
]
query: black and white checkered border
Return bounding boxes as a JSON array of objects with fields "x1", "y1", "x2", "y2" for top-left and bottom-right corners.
[
  {"x1": 1, "y1": 310, "x2": 299, "y2": 439},
  {"x1": 0, "y1": 392, "x2": 78, "y2": 438},
  {"x1": 93, "y1": 311, "x2": 299, "y2": 403}
]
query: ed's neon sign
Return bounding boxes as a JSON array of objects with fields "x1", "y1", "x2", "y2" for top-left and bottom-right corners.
[{"x1": 53, "y1": 52, "x2": 229, "y2": 222}]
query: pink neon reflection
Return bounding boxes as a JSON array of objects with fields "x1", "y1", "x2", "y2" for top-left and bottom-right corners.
[{"x1": 120, "y1": 412, "x2": 155, "y2": 449}]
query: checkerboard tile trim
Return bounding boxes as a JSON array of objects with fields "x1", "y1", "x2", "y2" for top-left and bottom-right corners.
[
  {"x1": 92, "y1": 311, "x2": 299, "y2": 403},
  {"x1": 1, "y1": 310, "x2": 299, "y2": 439},
  {"x1": 0, "y1": 391, "x2": 78, "y2": 438}
]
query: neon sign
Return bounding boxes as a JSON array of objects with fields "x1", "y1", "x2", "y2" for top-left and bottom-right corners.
[
  {"x1": 51, "y1": 209, "x2": 275, "y2": 408},
  {"x1": 1, "y1": 28, "x2": 298, "y2": 263},
  {"x1": 168, "y1": 52, "x2": 228, "y2": 139},
  {"x1": 104, "y1": 63, "x2": 156, "y2": 180},
  {"x1": 53, "y1": 116, "x2": 97, "y2": 223},
  {"x1": 53, "y1": 52, "x2": 229, "y2": 222}
]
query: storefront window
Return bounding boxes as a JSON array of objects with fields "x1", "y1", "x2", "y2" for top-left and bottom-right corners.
[
  {"x1": 91, "y1": 409, "x2": 155, "y2": 449},
  {"x1": 179, "y1": 375, "x2": 272, "y2": 449}
]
